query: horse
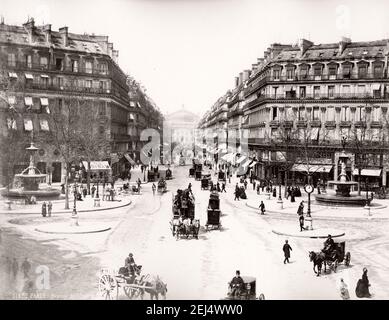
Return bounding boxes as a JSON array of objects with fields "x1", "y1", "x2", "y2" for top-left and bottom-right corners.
[
  {"x1": 175, "y1": 219, "x2": 200, "y2": 240},
  {"x1": 138, "y1": 274, "x2": 168, "y2": 300},
  {"x1": 309, "y1": 251, "x2": 326, "y2": 276}
]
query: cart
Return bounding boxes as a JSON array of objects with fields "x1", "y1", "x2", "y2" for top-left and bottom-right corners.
[
  {"x1": 324, "y1": 241, "x2": 351, "y2": 273},
  {"x1": 195, "y1": 170, "x2": 202, "y2": 180},
  {"x1": 218, "y1": 171, "x2": 226, "y2": 181},
  {"x1": 201, "y1": 174, "x2": 211, "y2": 190},
  {"x1": 157, "y1": 179, "x2": 167, "y2": 193},
  {"x1": 225, "y1": 276, "x2": 265, "y2": 300},
  {"x1": 205, "y1": 191, "x2": 221, "y2": 230},
  {"x1": 147, "y1": 170, "x2": 156, "y2": 182},
  {"x1": 189, "y1": 168, "x2": 195, "y2": 177}
]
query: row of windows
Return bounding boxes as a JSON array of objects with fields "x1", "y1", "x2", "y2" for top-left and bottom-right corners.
[
  {"x1": 6, "y1": 117, "x2": 49, "y2": 132},
  {"x1": 7, "y1": 53, "x2": 108, "y2": 74}
]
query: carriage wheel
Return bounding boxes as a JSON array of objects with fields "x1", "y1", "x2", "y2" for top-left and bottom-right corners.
[
  {"x1": 345, "y1": 252, "x2": 351, "y2": 266},
  {"x1": 98, "y1": 274, "x2": 118, "y2": 300},
  {"x1": 124, "y1": 286, "x2": 141, "y2": 300},
  {"x1": 258, "y1": 293, "x2": 265, "y2": 300}
]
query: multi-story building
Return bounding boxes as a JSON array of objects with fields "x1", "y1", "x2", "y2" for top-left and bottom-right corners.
[
  {"x1": 200, "y1": 37, "x2": 389, "y2": 190},
  {"x1": 0, "y1": 18, "x2": 131, "y2": 184}
]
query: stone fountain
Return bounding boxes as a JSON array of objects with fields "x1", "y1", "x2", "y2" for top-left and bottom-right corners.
[
  {"x1": 315, "y1": 152, "x2": 369, "y2": 207},
  {"x1": 1, "y1": 141, "x2": 61, "y2": 200}
]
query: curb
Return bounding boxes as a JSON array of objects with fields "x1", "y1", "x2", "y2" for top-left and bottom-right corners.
[
  {"x1": 0, "y1": 200, "x2": 132, "y2": 215},
  {"x1": 35, "y1": 226, "x2": 112, "y2": 235},
  {"x1": 271, "y1": 229, "x2": 345, "y2": 239}
]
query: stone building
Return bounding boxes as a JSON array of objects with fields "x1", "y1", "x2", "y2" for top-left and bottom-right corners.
[
  {"x1": 0, "y1": 18, "x2": 130, "y2": 184},
  {"x1": 200, "y1": 37, "x2": 389, "y2": 190}
]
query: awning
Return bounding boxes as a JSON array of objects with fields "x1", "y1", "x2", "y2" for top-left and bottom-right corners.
[
  {"x1": 8, "y1": 96, "x2": 16, "y2": 105},
  {"x1": 40, "y1": 74, "x2": 49, "y2": 78},
  {"x1": 25, "y1": 73, "x2": 33, "y2": 79},
  {"x1": 82, "y1": 161, "x2": 111, "y2": 171},
  {"x1": 40, "y1": 98, "x2": 49, "y2": 106},
  {"x1": 24, "y1": 97, "x2": 33, "y2": 106},
  {"x1": 137, "y1": 102, "x2": 142, "y2": 108},
  {"x1": 372, "y1": 84, "x2": 381, "y2": 90},
  {"x1": 130, "y1": 101, "x2": 136, "y2": 107},
  {"x1": 129, "y1": 113, "x2": 135, "y2": 120},
  {"x1": 353, "y1": 168, "x2": 382, "y2": 177},
  {"x1": 8, "y1": 72, "x2": 17, "y2": 78},
  {"x1": 40, "y1": 119, "x2": 49, "y2": 131},
  {"x1": 23, "y1": 118, "x2": 33, "y2": 131},
  {"x1": 237, "y1": 156, "x2": 247, "y2": 164},
  {"x1": 124, "y1": 154, "x2": 136, "y2": 165},
  {"x1": 292, "y1": 164, "x2": 333, "y2": 173}
]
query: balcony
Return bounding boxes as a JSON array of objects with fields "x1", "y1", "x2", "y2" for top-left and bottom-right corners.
[
  {"x1": 296, "y1": 120, "x2": 307, "y2": 127},
  {"x1": 340, "y1": 121, "x2": 352, "y2": 128},
  {"x1": 325, "y1": 121, "x2": 336, "y2": 128},
  {"x1": 310, "y1": 120, "x2": 322, "y2": 127},
  {"x1": 370, "y1": 121, "x2": 383, "y2": 128},
  {"x1": 354, "y1": 121, "x2": 367, "y2": 128},
  {"x1": 28, "y1": 82, "x2": 111, "y2": 95},
  {"x1": 269, "y1": 120, "x2": 280, "y2": 128},
  {"x1": 269, "y1": 72, "x2": 386, "y2": 82}
]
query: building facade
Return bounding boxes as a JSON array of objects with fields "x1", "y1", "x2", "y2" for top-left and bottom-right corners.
[{"x1": 199, "y1": 37, "x2": 389, "y2": 190}]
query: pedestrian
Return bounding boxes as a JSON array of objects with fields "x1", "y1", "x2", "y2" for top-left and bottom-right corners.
[
  {"x1": 110, "y1": 188, "x2": 114, "y2": 201},
  {"x1": 272, "y1": 187, "x2": 277, "y2": 198},
  {"x1": 47, "y1": 201, "x2": 52, "y2": 217},
  {"x1": 356, "y1": 268, "x2": 371, "y2": 298},
  {"x1": 30, "y1": 195, "x2": 37, "y2": 204},
  {"x1": 82, "y1": 187, "x2": 87, "y2": 198},
  {"x1": 234, "y1": 184, "x2": 240, "y2": 201},
  {"x1": 339, "y1": 278, "x2": 350, "y2": 300},
  {"x1": 282, "y1": 240, "x2": 292, "y2": 264},
  {"x1": 299, "y1": 213, "x2": 306, "y2": 231},
  {"x1": 216, "y1": 182, "x2": 221, "y2": 192},
  {"x1": 290, "y1": 188, "x2": 296, "y2": 203},
  {"x1": 253, "y1": 179, "x2": 256, "y2": 191},
  {"x1": 21, "y1": 257, "x2": 31, "y2": 278},
  {"x1": 152, "y1": 183, "x2": 156, "y2": 196},
  {"x1": 257, "y1": 184, "x2": 260, "y2": 195},
  {"x1": 12, "y1": 258, "x2": 18, "y2": 279},
  {"x1": 259, "y1": 201, "x2": 265, "y2": 215},
  {"x1": 91, "y1": 185, "x2": 96, "y2": 198},
  {"x1": 243, "y1": 180, "x2": 248, "y2": 190},
  {"x1": 221, "y1": 182, "x2": 227, "y2": 193},
  {"x1": 41, "y1": 202, "x2": 47, "y2": 217},
  {"x1": 141, "y1": 165, "x2": 144, "y2": 173}
]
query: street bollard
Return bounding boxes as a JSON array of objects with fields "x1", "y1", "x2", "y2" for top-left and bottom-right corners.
[
  {"x1": 305, "y1": 217, "x2": 313, "y2": 230},
  {"x1": 277, "y1": 199, "x2": 283, "y2": 210}
]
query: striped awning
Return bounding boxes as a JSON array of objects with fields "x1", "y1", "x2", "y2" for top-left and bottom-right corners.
[
  {"x1": 292, "y1": 164, "x2": 333, "y2": 173},
  {"x1": 237, "y1": 156, "x2": 247, "y2": 164},
  {"x1": 353, "y1": 168, "x2": 382, "y2": 177}
]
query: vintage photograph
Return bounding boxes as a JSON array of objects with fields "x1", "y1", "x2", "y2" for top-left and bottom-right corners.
[{"x1": 0, "y1": 0, "x2": 388, "y2": 302}]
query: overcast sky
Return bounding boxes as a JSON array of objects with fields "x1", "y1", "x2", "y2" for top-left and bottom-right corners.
[{"x1": 2, "y1": 0, "x2": 389, "y2": 116}]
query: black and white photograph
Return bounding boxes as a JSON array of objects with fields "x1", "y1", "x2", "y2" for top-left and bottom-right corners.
[{"x1": 0, "y1": 0, "x2": 389, "y2": 306}]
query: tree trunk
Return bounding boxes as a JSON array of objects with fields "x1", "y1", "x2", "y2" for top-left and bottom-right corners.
[
  {"x1": 87, "y1": 161, "x2": 91, "y2": 195},
  {"x1": 64, "y1": 168, "x2": 69, "y2": 210}
]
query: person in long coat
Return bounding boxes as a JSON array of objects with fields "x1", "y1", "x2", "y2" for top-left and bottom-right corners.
[
  {"x1": 283, "y1": 240, "x2": 292, "y2": 264},
  {"x1": 41, "y1": 202, "x2": 47, "y2": 217},
  {"x1": 272, "y1": 187, "x2": 277, "y2": 197},
  {"x1": 356, "y1": 268, "x2": 371, "y2": 298},
  {"x1": 290, "y1": 188, "x2": 296, "y2": 203},
  {"x1": 339, "y1": 278, "x2": 350, "y2": 300},
  {"x1": 259, "y1": 201, "x2": 265, "y2": 215},
  {"x1": 47, "y1": 201, "x2": 52, "y2": 217}
]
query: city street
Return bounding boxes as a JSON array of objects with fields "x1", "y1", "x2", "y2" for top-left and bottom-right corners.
[{"x1": 1, "y1": 165, "x2": 389, "y2": 300}]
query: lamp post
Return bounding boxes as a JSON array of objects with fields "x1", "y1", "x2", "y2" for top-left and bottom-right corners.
[
  {"x1": 364, "y1": 177, "x2": 371, "y2": 217},
  {"x1": 95, "y1": 173, "x2": 100, "y2": 199},
  {"x1": 277, "y1": 171, "x2": 283, "y2": 209},
  {"x1": 71, "y1": 166, "x2": 79, "y2": 226}
]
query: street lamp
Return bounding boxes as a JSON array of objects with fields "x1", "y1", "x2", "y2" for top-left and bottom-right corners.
[
  {"x1": 364, "y1": 177, "x2": 371, "y2": 216},
  {"x1": 277, "y1": 171, "x2": 283, "y2": 209},
  {"x1": 71, "y1": 166, "x2": 79, "y2": 226}
]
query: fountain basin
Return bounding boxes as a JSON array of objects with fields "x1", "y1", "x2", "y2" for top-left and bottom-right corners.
[
  {"x1": 315, "y1": 193, "x2": 370, "y2": 207},
  {"x1": 1, "y1": 188, "x2": 61, "y2": 199}
]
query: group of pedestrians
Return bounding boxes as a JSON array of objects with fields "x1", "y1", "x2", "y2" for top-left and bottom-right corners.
[{"x1": 41, "y1": 201, "x2": 53, "y2": 217}]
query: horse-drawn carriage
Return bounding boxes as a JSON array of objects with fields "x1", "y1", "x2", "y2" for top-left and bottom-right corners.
[
  {"x1": 309, "y1": 241, "x2": 351, "y2": 276},
  {"x1": 98, "y1": 266, "x2": 167, "y2": 300},
  {"x1": 225, "y1": 276, "x2": 265, "y2": 300},
  {"x1": 179, "y1": 156, "x2": 186, "y2": 166},
  {"x1": 147, "y1": 170, "x2": 157, "y2": 182},
  {"x1": 170, "y1": 189, "x2": 200, "y2": 240},
  {"x1": 201, "y1": 174, "x2": 212, "y2": 190},
  {"x1": 131, "y1": 185, "x2": 141, "y2": 195},
  {"x1": 236, "y1": 185, "x2": 247, "y2": 199},
  {"x1": 159, "y1": 167, "x2": 173, "y2": 180},
  {"x1": 157, "y1": 178, "x2": 167, "y2": 194},
  {"x1": 205, "y1": 191, "x2": 221, "y2": 231},
  {"x1": 218, "y1": 171, "x2": 226, "y2": 181}
]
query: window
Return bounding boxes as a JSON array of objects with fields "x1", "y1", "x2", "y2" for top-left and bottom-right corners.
[
  {"x1": 343, "y1": 65, "x2": 351, "y2": 78},
  {"x1": 342, "y1": 85, "x2": 350, "y2": 97},
  {"x1": 373, "y1": 89, "x2": 381, "y2": 98},
  {"x1": 286, "y1": 68, "x2": 294, "y2": 80},
  {"x1": 329, "y1": 66, "x2": 337, "y2": 77},
  {"x1": 58, "y1": 98, "x2": 63, "y2": 111},
  {"x1": 326, "y1": 107, "x2": 335, "y2": 121},
  {"x1": 357, "y1": 85, "x2": 366, "y2": 97},
  {"x1": 25, "y1": 55, "x2": 32, "y2": 68},
  {"x1": 298, "y1": 107, "x2": 305, "y2": 120},
  {"x1": 85, "y1": 80, "x2": 92, "y2": 88},
  {"x1": 55, "y1": 58, "x2": 63, "y2": 71},
  {"x1": 313, "y1": 86, "x2": 321, "y2": 99},
  {"x1": 40, "y1": 75, "x2": 49, "y2": 87},
  {"x1": 355, "y1": 107, "x2": 366, "y2": 122},
  {"x1": 272, "y1": 107, "x2": 278, "y2": 120},
  {"x1": 8, "y1": 53, "x2": 16, "y2": 67},
  {"x1": 273, "y1": 87, "x2": 278, "y2": 98},
  {"x1": 358, "y1": 65, "x2": 367, "y2": 78},
  {"x1": 40, "y1": 57, "x2": 48, "y2": 68},
  {"x1": 273, "y1": 69, "x2": 280, "y2": 80},
  {"x1": 341, "y1": 107, "x2": 350, "y2": 121},
  {"x1": 40, "y1": 119, "x2": 49, "y2": 131},
  {"x1": 71, "y1": 60, "x2": 79, "y2": 72},
  {"x1": 24, "y1": 118, "x2": 33, "y2": 131},
  {"x1": 299, "y1": 86, "x2": 306, "y2": 98},
  {"x1": 85, "y1": 60, "x2": 93, "y2": 73},
  {"x1": 99, "y1": 62, "x2": 108, "y2": 74},
  {"x1": 312, "y1": 107, "x2": 320, "y2": 121},
  {"x1": 372, "y1": 107, "x2": 381, "y2": 122},
  {"x1": 7, "y1": 118, "x2": 17, "y2": 130},
  {"x1": 300, "y1": 66, "x2": 308, "y2": 79},
  {"x1": 374, "y1": 65, "x2": 383, "y2": 78},
  {"x1": 40, "y1": 98, "x2": 50, "y2": 114},
  {"x1": 328, "y1": 85, "x2": 335, "y2": 98},
  {"x1": 57, "y1": 77, "x2": 64, "y2": 87},
  {"x1": 99, "y1": 81, "x2": 108, "y2": 90},
  {"x1": 285, "y1": 89, "x2": 296, "y2": 99},
  {"x1": 314, "y1": 65, "x2": 322, "y2": 77}
]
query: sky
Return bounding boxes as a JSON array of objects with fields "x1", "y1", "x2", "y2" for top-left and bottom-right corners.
[{"x1": 1, "y1": 0, "x2": 389, "y2": 117}]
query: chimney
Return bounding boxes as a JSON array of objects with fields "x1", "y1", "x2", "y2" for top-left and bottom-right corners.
[
  {"x1": 108, "y1": 43, "x2": 113, "y2": 57},
  {"x1": 59, "y1": 26, "x2": 69, "y2": 46},
  {"x1": 339, "y1": 36, "x2": 351, "y2": 54},
  {"x1": 23, "y1": 17, "x2": 35, "y2": 43},
  {"x1": 238, "y1": 72, "x2": 244, "y2": 86},
  {"x1": 243, "y1": 70, "x2": 251, "y2": 81},
  {"x1": 43, "y1": 24, "x2": 52, "y2": 44},
  {"x1": 112, "y1": 50, "x2": 119, "y2": 64},
  {"x1": 234, "y1": 77, "x2": 239, "y2": 87},
  {"x1": 299, "y1": 38, "x2": 314, "y2": 55},
  {"x1": 251, "y1": 63, "x2": 258, "y2": 72}
]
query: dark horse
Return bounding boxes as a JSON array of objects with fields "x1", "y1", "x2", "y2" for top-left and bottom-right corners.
[
  {"x1": 309, "y1": 251, "x2": 327, "y2": 276},
  {"x1": 176, "y1": 219, "x2": 200, "y2": 240}
]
